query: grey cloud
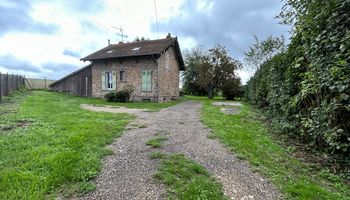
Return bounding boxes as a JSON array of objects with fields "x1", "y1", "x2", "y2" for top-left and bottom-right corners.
[
  {"x1": 63, "y1": 49, "x2": 81, "y2": 58},
  {"x1": 42, "y1": 62, "x2": 78, "y2": 73},
  {"x1": 153, "y1": 0, "x2": 290, "y2": 60},
  {"x1": 0, "y1": 54, "x2": 41, "y2": 73},
  {"x1": 61, "y1": 0, "x2": 105, "y2": 14},
  {"x1": 41, "y1": 62, "x2": 81, "y2": 80},
  {"x1": 0, "y1": 0, "x2": 58, "y2": 36}
]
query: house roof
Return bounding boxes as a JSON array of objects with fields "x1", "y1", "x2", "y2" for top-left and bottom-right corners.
[
  {"x1": 81, "y1": 36, "x2": 185, "y2": 70},
  {"x1": 49, "y1": 64, "x2": 92, "y2": 87}
]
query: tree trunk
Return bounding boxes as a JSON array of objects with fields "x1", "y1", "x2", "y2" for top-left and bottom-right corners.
[{"x1": 208, "y1": 86, "x2": 214, "y2": 99}]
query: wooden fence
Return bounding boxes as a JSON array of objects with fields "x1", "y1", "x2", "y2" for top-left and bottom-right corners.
[
  {"x1": 0, "y1": 72, "x2": 25, "y2": 100},
  {"x1": 25, "y1": 78, "x2": 55, "y2": 90}
]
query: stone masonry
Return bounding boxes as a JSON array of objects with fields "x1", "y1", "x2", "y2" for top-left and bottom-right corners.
[{"x1": 91, "y1": 46, "x2": 180, "y2": 102}]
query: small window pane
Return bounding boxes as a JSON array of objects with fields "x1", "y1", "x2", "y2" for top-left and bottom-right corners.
[{"x1": 105, "y1": 72, "x2": 113, "y2": 89}]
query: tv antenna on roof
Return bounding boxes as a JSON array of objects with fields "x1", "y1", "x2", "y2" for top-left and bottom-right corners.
[{"x1": 111, "y1": 26, "x2": 128, "y2": 42}]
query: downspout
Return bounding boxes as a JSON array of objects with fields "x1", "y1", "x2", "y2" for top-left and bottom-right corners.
[{"x1": 153, "y1": 54, "x2": 160, "y2": 102}]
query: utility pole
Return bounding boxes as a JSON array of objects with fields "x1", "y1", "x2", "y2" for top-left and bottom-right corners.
[{"x1": 154, "y1": 0, "x2": 159, "y2": 39}]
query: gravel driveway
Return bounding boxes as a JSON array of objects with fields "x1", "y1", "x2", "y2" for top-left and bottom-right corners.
[{"x1": 79, "y1": 101, "x2": 282, "y2": 200}]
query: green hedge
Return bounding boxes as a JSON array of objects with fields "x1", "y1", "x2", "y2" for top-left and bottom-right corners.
[{"x1": 246, "y1": 0, "x2": 350, "y2": 159}]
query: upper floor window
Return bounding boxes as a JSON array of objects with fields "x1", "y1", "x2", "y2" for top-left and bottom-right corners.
[{"x1": 120, "y1": 70, "x2": 126, "y2": 81}]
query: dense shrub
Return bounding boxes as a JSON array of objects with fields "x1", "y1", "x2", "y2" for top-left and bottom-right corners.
[
  {"x1": 246, "y1": 0, "x2": 350, "y2": 159},
  {"x1": 104, "y1": 90, "x2": 130, "y2": 102},
  {"x1": 222, "y1": 78, "x2": 241, "y2": 100}
]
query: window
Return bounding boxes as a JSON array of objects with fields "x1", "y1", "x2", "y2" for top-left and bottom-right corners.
[
  {"x1": 141, "y1": 70, "x2": 152, "y2": 92},
  {"x1": 102, "y1": 71, "x2": 115, "y2": 90},
  {"x1": 105, "y1": 72, "x2": 113, "y2": 89},
  {"x1": 120, "y1": 70, "x2": 126, "y2": 81}
]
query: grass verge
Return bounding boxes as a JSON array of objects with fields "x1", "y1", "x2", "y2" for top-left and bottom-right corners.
[
  {"x1": 146, "y1": 136, "x2": 168, "y2": 148},
  {"x1": 85, "y1": 95, "x2": 182, "y2": 111},
  {"x1": 0, "y1": 90, "x2": 134, "y2": 199},
  {"x1": 153, "y1": 153, "x2": 227, "y2": 200},
  {"x1": 200, "y1": 99, "x2": 350, "y2": 200}
]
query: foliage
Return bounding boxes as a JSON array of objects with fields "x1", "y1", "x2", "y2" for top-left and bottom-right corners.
[
  {"x1": 182, "y1": 46, "x2": 208, "y2": 96},
  {"x1": 183, "y1": 45, "x2": 242, "y2": 99},
  {"x1": 198, "y1": 44, "x2": 242, "y2": 99},
  {"x1": 146, "y1": 136, "x2": 167, "y2": 148},
  {"x1": 104, "y1": 91, "x2": 117, "y2": 102},
  {"x1": 153, "y1": 154, "x2": 227, "y2": 200},
  {"x1": 245, "y1": 0, "x2": 350, "y2": 160},
  {"x1": 221, "y1": 77, "x2": 241, "y2": 100},
  {"x1": 123, "y1": 84, "x2": 135, "y2": 98},
  {"x1": 200, "y1": 99, "x2": 350, "y2": 199},
  {"x1": 133, "y1": 36, "x2": 149, "y2": 42},
  {"x1": 0, "y1": 91, "x2": 133, "y2": 199},
  {"x1": 104, "y1": 90, "x2": 129, "y2": 102},
  {"x1": 244, "y1": 35, "x2": 285, "y2": 74}
]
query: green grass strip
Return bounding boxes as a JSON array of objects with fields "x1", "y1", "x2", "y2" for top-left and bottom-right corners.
[
  {"x1": 146, "y1": 136, "x2": 168, "y2": 148},
  {"x1": 154, "y1": 154, "x2": 227, "y2": 200},
  {"x1": 200, "y1": 99, "x2": 350, "y2": 200}
]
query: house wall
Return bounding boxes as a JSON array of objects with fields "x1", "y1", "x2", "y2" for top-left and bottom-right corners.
[
  {"x1": 157, "y1": 46, "x2": 180, "y2": 101},
  {"x1": 91, "y1": 57, "x2": 159, "y2": 101},
  {"x1": 51, "y1": 66, "x2": 92, "y2": 96}
]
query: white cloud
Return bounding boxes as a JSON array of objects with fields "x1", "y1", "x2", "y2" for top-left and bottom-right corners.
[{"x1": 0, "y1": 0, "x2": 288, "y2": 83}]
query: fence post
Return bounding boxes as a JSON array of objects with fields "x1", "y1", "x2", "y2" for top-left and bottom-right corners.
[
  {"x1": 15, "y1": 75, "x2": 18, "y2": 90},
  {"x1": 6, "y1": 73, "x2": 9, "y2": 96},
  {"x1": 45, "y1": 77, "x2": 47, "y2": 89}
]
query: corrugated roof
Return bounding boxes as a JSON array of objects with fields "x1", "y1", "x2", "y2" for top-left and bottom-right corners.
[{"x1": 49, "y1": 64, "x2": 92, "y2": 87}]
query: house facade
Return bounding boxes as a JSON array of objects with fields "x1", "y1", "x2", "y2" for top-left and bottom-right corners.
[{"x1": 49, "y1": 34, "x2": 185, "y2": 102}]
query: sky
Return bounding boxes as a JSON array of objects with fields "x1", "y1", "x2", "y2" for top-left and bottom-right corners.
[{"x1": 0, "y1": 0, "x2": 290, "y2": 83}]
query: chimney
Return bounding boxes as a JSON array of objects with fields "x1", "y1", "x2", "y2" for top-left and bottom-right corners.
[
  {"x1": 108, "y1": 39, "x2": 110, "y2": 46},
  {"x1": 166, "y1": 33, "x2": 171, "y2": 39}
]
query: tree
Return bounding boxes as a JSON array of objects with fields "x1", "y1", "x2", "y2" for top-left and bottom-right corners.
[
  {"x1": 244, "y1": 35, "x2": 285, "y2": 74},
  {"x1": 182, "y1": 46, "x2": 208, "y2": 96},
  {"x1": 197, "y1": 44, "x2": 242, "y2": 99},
  {"x1": 133, "y1": 36, "x2": 149, "y2": 42}
]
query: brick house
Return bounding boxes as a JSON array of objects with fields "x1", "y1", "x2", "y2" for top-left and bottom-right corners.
[{"x1": 49, "y1": 34, "x2": 185, "y2": 102}]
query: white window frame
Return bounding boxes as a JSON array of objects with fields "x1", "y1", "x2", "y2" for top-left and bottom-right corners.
[{"x1": 105, "y1": 71, "x2": 113, "y2": 90}]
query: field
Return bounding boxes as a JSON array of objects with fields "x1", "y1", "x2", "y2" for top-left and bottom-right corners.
[{"x1": 0, "y1": 90, "x2": 176, "y2": 199}]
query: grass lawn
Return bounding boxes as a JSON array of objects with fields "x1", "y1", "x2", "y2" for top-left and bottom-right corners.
[
  {"x1": 198, "y1": 98, "x2": 350, "y2": 200},
  {"x1": 153, "y1": 153, "x2": 227, "y2": 200},
  {"x1": 0, "y1": 90, "x2": 179, "y2": 199},
  {"x1": 84, "y1": 94, "x2": 182, "y2": 111}
]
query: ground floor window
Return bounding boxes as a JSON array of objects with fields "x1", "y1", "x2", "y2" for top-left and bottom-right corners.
[
  {"x1": 102, "y1": 71, "x2": 115, "y2": 90},
  {"x1": 105, "y1": 72, "x2": 113, "y2": 89},
  {"x1": 142, "y1": 70, "x2": 152, "y2": 92}
]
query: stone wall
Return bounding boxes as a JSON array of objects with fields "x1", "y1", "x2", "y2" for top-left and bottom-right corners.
[
  {"x1": 157, "y1": 46, "x2": 180, "y2": 102},
  {"x1": 91, "y1": 57, "x2": 159, "y2": 100},
  {"x1": 90, "y1": 47, "x2": 180, "y2": 102}
]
